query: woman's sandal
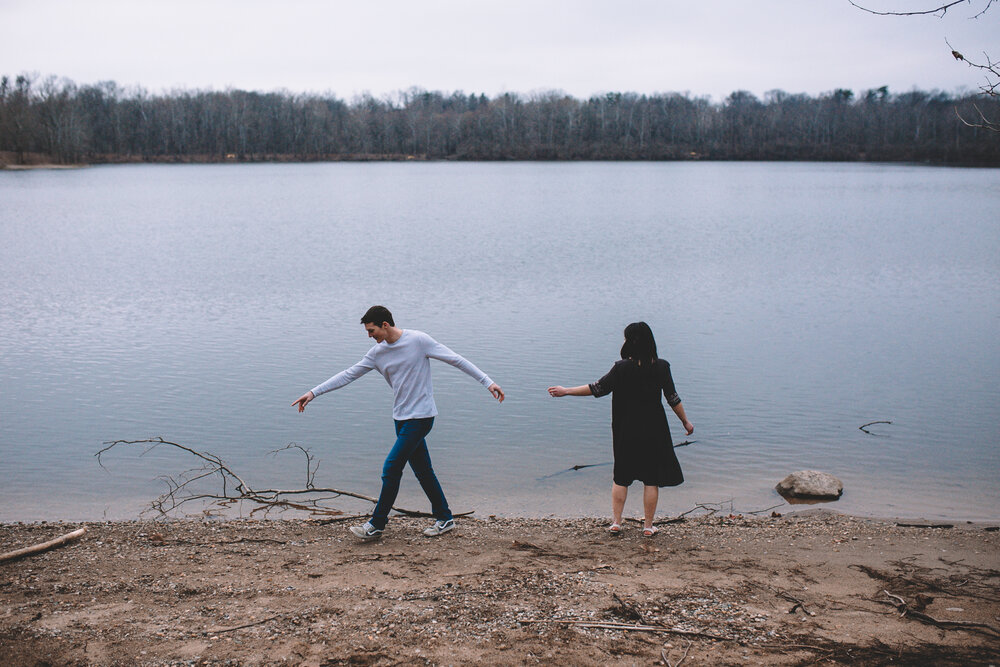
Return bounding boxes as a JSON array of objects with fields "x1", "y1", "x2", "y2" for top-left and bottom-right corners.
[
  {"x1": 608, "y1": 522, "x2": 622, "y2": 534},
  {"x1": 643, "y1": 525, "x2": 659, "y2": 537}
]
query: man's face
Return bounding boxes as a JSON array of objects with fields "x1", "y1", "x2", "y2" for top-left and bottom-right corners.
[{"x1": 365, "y1": 322, "x2": 390, "y2": 343}]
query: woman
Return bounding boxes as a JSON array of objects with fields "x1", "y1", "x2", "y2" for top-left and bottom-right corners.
[{"x1": 548, "y1": 322, "x2": 694, "y2": 536}]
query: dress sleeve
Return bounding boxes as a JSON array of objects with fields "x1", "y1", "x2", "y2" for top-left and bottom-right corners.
[
  {"x1": 660, "y1": 360, "x2": 681, "y2": 407},
  {"x1": 589, "y1": 364, "x2": 617, "y2": 398}
]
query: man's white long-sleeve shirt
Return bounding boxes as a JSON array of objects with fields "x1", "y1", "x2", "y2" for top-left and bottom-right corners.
[{"x1": 310, "y1": 329, "x2": 494, "y2": 420}]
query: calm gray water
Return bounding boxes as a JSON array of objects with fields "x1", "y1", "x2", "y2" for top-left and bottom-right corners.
[{"x1": 1, "y1": 162, "x2": 998, "y2": 522}]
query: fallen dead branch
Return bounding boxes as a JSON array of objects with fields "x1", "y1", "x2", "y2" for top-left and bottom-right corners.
[
  {"x1": 0, "y1": 527, "x2": 87, "y2": 563},
  {"x1": 516, "y1": 618, "x2": 729, "y2": 641},
  {"x1": 204, "y1": 614, "x2": 284, "y2": 635},
  {"x1": 96, "y1": 438, "x2": 471, "y2": 519},
  {"x1": 877, "y1": 589, "x2": 1000, "y2": 637}
]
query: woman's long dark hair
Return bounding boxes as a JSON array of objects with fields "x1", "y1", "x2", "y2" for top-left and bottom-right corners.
[{"x1": 620, "y1": 321, "x2": 658, "y2": 364}]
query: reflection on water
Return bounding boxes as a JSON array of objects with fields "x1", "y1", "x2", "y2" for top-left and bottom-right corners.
[{"x1": 1, "y1": 162, "x2": 998, "y2": 522}]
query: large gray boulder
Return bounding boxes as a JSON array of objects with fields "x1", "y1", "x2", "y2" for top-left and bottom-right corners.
[{"x1": 775, "y1": 470, "x2": 843, "y2": 500}]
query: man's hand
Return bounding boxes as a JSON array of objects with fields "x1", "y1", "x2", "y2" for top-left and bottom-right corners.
[
  {"x1": 292, "y1": 391, "x2": 315, "y2": 412},
  {"x1": 488, "y1": 383, "x2": 505, "y2": 403},
  {"x1": 547, "y1": 385, "x2": 568, "y2": 397}
]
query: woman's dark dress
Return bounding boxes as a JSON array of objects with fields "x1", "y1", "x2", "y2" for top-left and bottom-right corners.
[{"x1": 589, "y1": 359, "x2": 684, "y2": 488}]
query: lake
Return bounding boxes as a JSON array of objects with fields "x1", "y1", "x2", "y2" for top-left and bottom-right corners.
[{"x1": 1, "y1": 161, "x2": 998, "y2": 522}]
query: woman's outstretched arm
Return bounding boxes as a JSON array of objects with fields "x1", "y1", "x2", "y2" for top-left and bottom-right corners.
[
  {"x1": 548, "y1": 385, "x2": 593, "y2": 397},
  {"x1": 671, "y1": 402, "x2": 695, "y2": 435}
]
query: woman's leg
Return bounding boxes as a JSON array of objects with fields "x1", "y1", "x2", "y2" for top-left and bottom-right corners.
[
  {"x1": 611, "y1": 483, "x2": 628, "y2": 525},
  {"x1": 642, "y1": 485, "x2": 659, "y2": 529}
]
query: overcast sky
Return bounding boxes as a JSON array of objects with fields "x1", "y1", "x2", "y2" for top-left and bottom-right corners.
[{"x1": 2, "y1": 0, "x2": 995, "y2": 101}]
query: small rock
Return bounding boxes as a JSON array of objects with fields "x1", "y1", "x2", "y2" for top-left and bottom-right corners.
[{"x1": 775, "y1": 470, "x2": 843, "y2": 500}]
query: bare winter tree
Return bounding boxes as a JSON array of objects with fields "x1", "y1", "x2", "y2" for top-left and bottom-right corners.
[{"x1": 850, "y1": 0, "x2": 998, "y2": 130}]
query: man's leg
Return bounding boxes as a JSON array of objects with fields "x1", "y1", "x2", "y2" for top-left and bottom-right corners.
[
  {"x1": 408, "y1": 437, "x2": 453, "y2": 522},
  {"x1": 370, "y1": 417, "x2": 435, "y2": 530}
]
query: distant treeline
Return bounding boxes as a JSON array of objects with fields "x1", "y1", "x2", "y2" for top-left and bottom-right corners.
[{"x1": 2, "y1": 74, "x2": 998, "y2": 165}]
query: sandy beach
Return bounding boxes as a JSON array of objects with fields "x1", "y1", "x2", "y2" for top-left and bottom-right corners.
[{"x1": 2, "y1": 510, "x2": 998, "y2": 666}]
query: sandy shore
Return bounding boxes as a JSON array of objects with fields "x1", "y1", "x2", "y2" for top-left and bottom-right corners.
[{"x1": 1, "y1": 511, "x2": 998, "y2": 666}]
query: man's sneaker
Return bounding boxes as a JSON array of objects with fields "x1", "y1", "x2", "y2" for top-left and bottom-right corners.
[
  {"x1": 423, "y1": 518, "x2": 455, "y2": 537},
  {"x1": 349, "y1": 521, "x2": 383, "y2": 541}
]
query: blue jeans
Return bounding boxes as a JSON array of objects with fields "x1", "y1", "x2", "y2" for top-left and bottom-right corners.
[{"x1": 370, "y1": 417, "x2": 452, "y2": 530}]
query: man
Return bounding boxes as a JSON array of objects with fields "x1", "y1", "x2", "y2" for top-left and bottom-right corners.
[{"x1": 292, "y1": 305, "x2": 504, "y2": 540}]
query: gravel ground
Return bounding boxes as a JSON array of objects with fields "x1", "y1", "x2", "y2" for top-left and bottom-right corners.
[{"x1": 1, "y1": 510, "x2": 998, "y2": 665}]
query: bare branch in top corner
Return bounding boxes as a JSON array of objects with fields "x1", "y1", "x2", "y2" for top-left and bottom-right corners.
[{"x1": 848, "y1": 0, "x2": 970, "y2": 17}]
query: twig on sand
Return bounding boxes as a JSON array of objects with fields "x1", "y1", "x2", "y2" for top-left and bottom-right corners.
[
  {"x1": 778, "y1": 591, "x2": 817, "y2": 617},
  {"x1": 517, "y1": 618, "x2": 728, "y2": 641},
  {"x1": 0, "y1": 527, "x2": 87, "y2": 563},
  {"x1": 204, "y1": 614, "x2": 284, "y2": 635},
  {"x1": 662, "y1": 640, "x2": 692, "y2": 667}
]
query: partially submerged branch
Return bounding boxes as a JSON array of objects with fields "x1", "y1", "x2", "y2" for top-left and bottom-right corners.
[{"x1": 859, "y1": 420, "x2": 893, "y2": 434}]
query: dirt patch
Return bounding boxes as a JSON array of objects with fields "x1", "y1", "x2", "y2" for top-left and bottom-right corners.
[{"x1": 1, "y1": 513, "x2": 998, "y2": 665}]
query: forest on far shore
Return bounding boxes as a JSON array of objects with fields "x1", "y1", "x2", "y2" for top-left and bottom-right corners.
[{"x1": 2, "y1": 74, "x2": 999, "y2": 166}]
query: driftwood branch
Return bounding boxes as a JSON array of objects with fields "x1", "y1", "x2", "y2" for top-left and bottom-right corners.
[
  {"x1": 96, "y1": 438, "x2": 469, "y2": 519},
  {"x1": 0, "y1": 527, "x2": 87, "y2": 563}
]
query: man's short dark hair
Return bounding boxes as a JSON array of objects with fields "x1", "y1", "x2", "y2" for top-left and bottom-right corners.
[{"x1": 361, "y1": 305, "x2": 394, "y2": 327}]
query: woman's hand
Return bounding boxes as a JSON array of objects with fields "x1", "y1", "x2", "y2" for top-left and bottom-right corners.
[
  {"x1": 549, "y1": 385, "x2": 592, "y2": 397},
  {"x1": 682, "y1": 420, "x2": 694, "y2": 435}
]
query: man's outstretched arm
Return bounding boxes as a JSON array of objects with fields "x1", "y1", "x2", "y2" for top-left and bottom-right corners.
[
  {"x1": 292, "y1": 353, "x2": 376, "y2": 412},
  {"x1": 424, "y1": 336, "x2": 504, "y2": 403}
]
